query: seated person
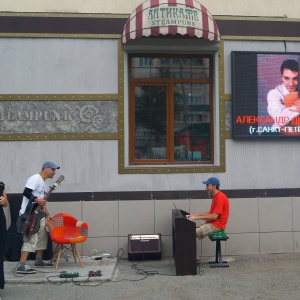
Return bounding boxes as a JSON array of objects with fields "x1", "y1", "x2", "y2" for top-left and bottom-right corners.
[{"x1": 187, "y1": 177, "x2": 229, "y2": 246}]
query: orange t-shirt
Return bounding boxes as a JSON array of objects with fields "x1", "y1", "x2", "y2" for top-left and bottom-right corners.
[{"x1": 206, "y1": 191, "x2": 229, "y2": 230}]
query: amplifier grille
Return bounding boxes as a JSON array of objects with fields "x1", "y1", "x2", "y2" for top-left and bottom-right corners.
[{"x1": 128, "y1": 233, "x2": 162, "y2": 261}]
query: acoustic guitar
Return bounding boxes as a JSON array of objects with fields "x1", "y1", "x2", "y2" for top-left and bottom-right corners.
[{"x1": 16, "y1": 175, "x2": 65, "y2": 237}]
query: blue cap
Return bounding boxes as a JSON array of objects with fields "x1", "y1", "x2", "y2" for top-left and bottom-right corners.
[
  {"x1": 42, "y1": 161, "x2": 60, "y2": 169},
  {"x1": 202, "y1": 177, "x2": 219, "y2": 186}
]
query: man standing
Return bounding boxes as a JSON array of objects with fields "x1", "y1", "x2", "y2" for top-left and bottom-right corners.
[
  {"x1": 17, "y1": 161, "x2": 60, "y2": 274},
  {"x1": 187, "y1": 177, "x2": 229, "y2": 240},
  {"x1": 267, "y1": 59, "x2": 300, "y2": 127}
]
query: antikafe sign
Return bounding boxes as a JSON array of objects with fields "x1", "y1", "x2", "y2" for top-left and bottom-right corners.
[
  {"x1": 148, "y1": 6, "x2": 201, "y2": 27},
  {"x1": 122, "y1": 0, "x2": 220, "y2": 44}
]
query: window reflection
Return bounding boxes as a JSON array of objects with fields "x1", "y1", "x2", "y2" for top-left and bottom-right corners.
[
  {"x1": 130, "y1": 55, "x2": 212, "y2": 164},
  {"x1": 134, "y1": 86, "x2": 167, "y2": 160},
  {"x1": 174, "y1": 83, "x2": 210, "y2": 162},
  {"x1": 132, "y1": 57, "x2": 210, "y2": 79}
]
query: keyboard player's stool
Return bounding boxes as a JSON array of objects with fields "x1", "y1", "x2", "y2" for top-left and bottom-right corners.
[{"x1": 209, "y1": 230, "x2": 229, "y2": 268}]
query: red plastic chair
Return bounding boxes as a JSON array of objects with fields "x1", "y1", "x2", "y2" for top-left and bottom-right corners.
[{"x1": 46, "y1": 213, "x2": 88, "y2": 269}]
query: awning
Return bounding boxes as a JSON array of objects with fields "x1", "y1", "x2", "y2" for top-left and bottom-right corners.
[{"x1": 122, "y1": 0, "x2": 220, "y2": 45}]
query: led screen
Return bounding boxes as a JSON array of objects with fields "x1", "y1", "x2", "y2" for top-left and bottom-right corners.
[{"x1": 232, "y1": 52, "x2": 300, "y2": 138}]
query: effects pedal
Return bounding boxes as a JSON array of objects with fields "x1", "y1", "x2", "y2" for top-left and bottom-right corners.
[
  {"x1": 59, "y1": 271, "x2": 79, "y2": 278},
  {"x1": 88, "y1": 270, "x2": 102, "y2": 277}
]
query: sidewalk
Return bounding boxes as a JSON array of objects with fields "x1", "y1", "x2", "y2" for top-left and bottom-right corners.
[
  {"x1": 3, "y1": 256, "x2": 117, "y2": 284},
  {"x1": 1, "y1": 253, "x2": 300, "y2": 300}
]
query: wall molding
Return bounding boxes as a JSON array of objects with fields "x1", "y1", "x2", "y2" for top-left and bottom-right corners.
[{"x1": 8, "y1": 188, "x2": 300, "y2": 202}]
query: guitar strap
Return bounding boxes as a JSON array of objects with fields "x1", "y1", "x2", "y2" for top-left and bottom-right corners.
[
  {"x1": 30, "y1": 195, "x2": 39, "y2": 210},
  {"x1": 22, "y1": 195, "x2": 37, "y2": 219},
  {"x1": 23, "y1": 187, "x2": 38, "y2": 210}
]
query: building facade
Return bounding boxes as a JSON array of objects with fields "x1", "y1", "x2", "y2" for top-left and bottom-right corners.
[{"x1": 1, "y1": 0, "x2": 300, "y2": 258}]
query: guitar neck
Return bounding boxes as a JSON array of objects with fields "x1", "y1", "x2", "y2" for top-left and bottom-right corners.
[
  {"x1": 44, "y1": 187, "x2": 55, "y2": 200},
  {"x1": 33, "y1": 175, "x2": 64, "y2": 213},
  {"x1": 34, "y1": 187, "x2": 55, "y2": 212}
]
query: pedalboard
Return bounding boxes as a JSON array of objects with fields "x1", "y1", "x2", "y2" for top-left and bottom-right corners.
[
  {"x1": 88, "y1": 270, "x2": 102, "y2": 277},
  {"x1": 59, "y1": 271, "x2": 79, "y2": 278}
]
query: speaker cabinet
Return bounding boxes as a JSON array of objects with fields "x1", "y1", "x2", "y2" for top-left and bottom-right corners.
[{"x1": 128, "y1": 234, "x2": 162, "y2": 261}]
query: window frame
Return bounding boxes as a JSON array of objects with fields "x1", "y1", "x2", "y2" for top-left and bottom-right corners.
[{"x1": 128, "y1": 53, "x2": 215, "y2": 166}]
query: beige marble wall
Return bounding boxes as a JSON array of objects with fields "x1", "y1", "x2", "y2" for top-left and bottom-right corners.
[
  {"x1": 38, "y1": 197, "x2": 300, "y2": 258},
  {"x1": 4, "y1": 196, "x2": 298, "y2": 258}
]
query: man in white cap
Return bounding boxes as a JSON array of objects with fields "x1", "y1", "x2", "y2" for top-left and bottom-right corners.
[
  {"x1": 17, "y1": 161, "x2": 60, "y2": 274},
  {"x1": 187, "y1": 177, "x2": 229, "y2": 240}
]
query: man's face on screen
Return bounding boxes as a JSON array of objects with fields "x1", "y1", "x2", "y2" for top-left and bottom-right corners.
[{"x1": 282, "y1": 68, "x2": 298, "y2": 93}]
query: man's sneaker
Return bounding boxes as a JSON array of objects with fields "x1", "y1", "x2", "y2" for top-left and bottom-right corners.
[
  {"x1": 34, "y1": 260, "x2": 53, "y2": 267},
  {"x1": 17, "y1": 264, "x2": 36, "y2": 274}
]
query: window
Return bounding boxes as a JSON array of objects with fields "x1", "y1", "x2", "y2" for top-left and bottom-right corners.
[{"x1": 129, "y1": 54, "x2": 213, "y2": 165}]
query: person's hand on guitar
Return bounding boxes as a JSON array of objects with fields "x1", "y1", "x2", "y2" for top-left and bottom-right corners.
[
  {"x1": 42, "y1": 205, "x2": 53, "y2": 222},
  {"x1": 35, "y1": 197, "x2": 47, "y2": 206},
  {"x1": 45, "y1": 214, "x2": 54, "y2": 222}
]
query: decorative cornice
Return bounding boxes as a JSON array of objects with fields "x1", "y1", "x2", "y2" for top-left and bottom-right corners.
[{"x1": 0, "y1": 13, "x2": 299, "y2": 40}]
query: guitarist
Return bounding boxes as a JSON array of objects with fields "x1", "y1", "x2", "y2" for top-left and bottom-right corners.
[{"x1": 17, "y1": 161, "x2": 60, "y2": 274}]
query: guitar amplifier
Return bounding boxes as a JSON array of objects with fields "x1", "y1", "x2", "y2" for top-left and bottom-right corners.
[{"x1": 128, "y1": 234, "x2": 162, "y2": 261}]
